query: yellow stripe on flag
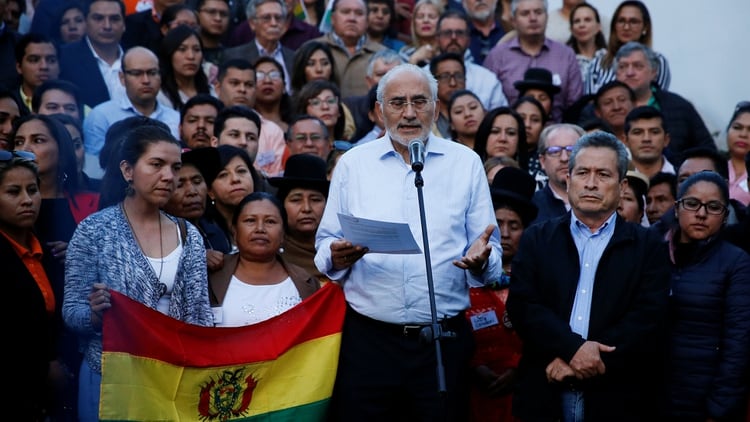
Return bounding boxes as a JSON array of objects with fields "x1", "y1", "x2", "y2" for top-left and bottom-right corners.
[{"x1": 101, "y1": 333, "x2": 341, "y2": 420}]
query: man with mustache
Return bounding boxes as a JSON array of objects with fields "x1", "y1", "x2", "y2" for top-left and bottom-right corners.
[
  {"x1": 462, "y1": 0, "x2": 505, "y2": 65},
  {"x1": 435, "y1": 10, "x2": 508, "y2": 110},
  {"x1": 309, "y1": 0, "x2": 386, "y2": 97},
  {"x1": 223, "y1": 0, "x2": 295, "y2": 94},
  {"x1": 316, "y1": 63, "x2": 502, "y2": 420},
  {"x1": 507, "y1": 131, "x2": 670, "y2": 420},
  {"x1": 531, "y1": 123, "x2": 583, "y2": 225},
  {"x1": 179, "y1": 94, "x2": 224, "y2": 149}
]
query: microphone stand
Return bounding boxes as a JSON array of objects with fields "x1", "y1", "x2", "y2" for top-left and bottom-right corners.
[{"x1": 413, "y1": 166, "x2": 454, "y2": 396}]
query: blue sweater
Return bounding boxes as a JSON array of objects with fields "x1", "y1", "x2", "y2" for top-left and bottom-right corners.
[{"x1": 63, "y1": 205, "x2": 214, "y2": 373}]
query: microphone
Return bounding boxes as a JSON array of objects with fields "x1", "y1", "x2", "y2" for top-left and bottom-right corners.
[{"x1": 409, "y1": 138, "x2": 425, "y2": 171}]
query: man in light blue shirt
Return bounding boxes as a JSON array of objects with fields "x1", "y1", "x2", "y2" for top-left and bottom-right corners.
[
  {"x1": 82, "y1": 47, "x2": 179, "y2": 178},
  {"x1": 315, "y1": 63, "x2": 502, "y2": 420}
]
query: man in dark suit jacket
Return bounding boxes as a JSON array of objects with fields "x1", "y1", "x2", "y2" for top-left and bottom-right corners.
[
  {"x1": 0, "y1": 17, "x2": 22, "y2": 91},
  {"x1": 223, "y1": 0, "x2": 294, "y2": 93},
  {"x1": 508, "y1": 131, "x2": 670, "y2": 421},
  {"x1": 58, "y1": 0, "x2": 126, "y2": 108}
]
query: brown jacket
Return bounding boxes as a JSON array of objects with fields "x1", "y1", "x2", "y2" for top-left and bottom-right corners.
[
  {"x1": 209, "y1": 253, "x2": 320, "y2": 306},
  {"x1": 309, "y1": 33, "x2": 386, "y2": 97}
]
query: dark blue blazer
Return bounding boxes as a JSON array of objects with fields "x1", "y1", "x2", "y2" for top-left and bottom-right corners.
[
  {"x1": 531, "y1": 183, "x2": 568, "y2": 226},
  {"x1": 59, "y1": 37, "x2": 111, "y2": 108},
  {"x1": 223, "y1": 41, "x2": 295, "y2": 74}
]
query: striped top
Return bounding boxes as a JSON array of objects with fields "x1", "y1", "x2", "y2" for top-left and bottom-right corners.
[{"x1": 584, "y1": 50, "x2": 671, "y2": 95}]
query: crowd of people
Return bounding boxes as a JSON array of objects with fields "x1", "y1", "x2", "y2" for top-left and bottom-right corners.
[{"x1": 2, "y1": 0, "x2": 749, "y2": 421}]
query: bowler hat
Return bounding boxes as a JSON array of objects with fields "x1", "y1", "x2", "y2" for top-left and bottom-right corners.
[
  {"x1": 490, "y1": 167, "x2": 539, "y2": 227},
  {"x1": 268, "y1": 154, "x2": 330, "y2": 198},
  {"x1": 513, "y1": 67, "x2": 561, "y2": 96},
  {"x1": 182, "y1": 147, "x2": 221, "y2": 188}
]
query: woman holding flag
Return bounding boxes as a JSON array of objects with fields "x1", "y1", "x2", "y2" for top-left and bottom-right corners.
[{"x1": 63, "y1": 124, "x2": 214, "y2": 421}]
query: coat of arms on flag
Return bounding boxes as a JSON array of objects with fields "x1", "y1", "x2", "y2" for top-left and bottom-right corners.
[{"x1": 100, "y1": 283, "x2": 345, "y2": 421}]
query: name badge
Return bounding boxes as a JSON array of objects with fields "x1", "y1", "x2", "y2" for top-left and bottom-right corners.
[
  {"x1": 470, "y1": 310, "x2": 499, "y2": 331},
  {"x1": 211, "y1": 307, "x2": 223, "y2": 324}
]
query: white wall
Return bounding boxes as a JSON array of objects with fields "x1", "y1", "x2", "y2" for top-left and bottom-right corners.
[{"x1": 548, "y1": 0, "x2": 750, "y2": 150}]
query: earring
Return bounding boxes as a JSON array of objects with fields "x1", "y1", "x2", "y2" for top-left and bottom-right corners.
[
  {"x1": 125, "y1": 179, "x2": 134, "y2": 196},
  {"x1": 278, "y1": 246, "x2": 285, "y2": 254}
]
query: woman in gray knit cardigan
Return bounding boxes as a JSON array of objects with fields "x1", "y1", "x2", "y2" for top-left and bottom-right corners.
[{"x1": 63, "y1": 124, "x2": 214, "y2": 421}]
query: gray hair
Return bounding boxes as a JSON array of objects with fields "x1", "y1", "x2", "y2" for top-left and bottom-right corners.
[
  {"x1": 511, "y1": 0, "x2": 548, "y2": 16},
  {"x1": 537, "y1": 123, "x2": 584, "y2": 156},
  {"x1": 246, "y1": 0, "x2": 287, "y2": 20},
  {"x1": 568, "y1": 131, "x2": 630, "y2": 180},
  {"x1": 615, "y1": 41, "x2": 659, "y2": 71},
  {"x1": 376, "y1": 63, "x2": 438, "y2": 103},
  {"x1": 366, "y1": 49, "x2": 405, "y2": 77}
]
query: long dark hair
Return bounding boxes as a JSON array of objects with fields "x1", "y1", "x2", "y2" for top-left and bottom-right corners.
[
  {"x1": 12, "y1": 114, "x2": 80, "y2": 196},
  {"x1": 159, "y1": 25, "x2": 211, "y2": 110},
  {"x1": 291, "y1": 41, "x2": 340, "y2": 94},
  {"x1": 603, "y1": 0, "x2": 652, "y2": 68},
  {"x1": 447, "y1": 89, "x2": 484, "y2": 141},
  {"x1": 474, "y1": 106, "x2": 529, "y2": 171},
  {"x1": 99, "y1": 125, "x2": 181, "y2": 209},
  {"x1": 253, "y1": 56, "x2": 294, "y2": 125},
  {"x1": 205, "y1": 145, "x2": 264, "y2": 236},
  {"x1": 293, "y1": 80, "x2": 345, "y2": 140},
  {"x1": 566, "y1": 2, "x2": 607, "y2": 54}
]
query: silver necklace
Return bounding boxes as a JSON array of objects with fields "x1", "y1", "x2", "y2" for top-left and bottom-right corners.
[{"x1": 121, "y1": 202, "x2": 164, "y2": 281}]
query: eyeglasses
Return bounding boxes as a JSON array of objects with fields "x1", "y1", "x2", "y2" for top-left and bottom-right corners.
[
  {"x1": 0, "y1": 150, "x2": 36, "y2": 162},
  {"x1": 254, "y1": 14, "x2": 284, "y2": 23},
  {"x1": 437, "y1": 29, "x2": 468, "y2": 38},
  {"x1": 386, "y1": 98, "x2": 432, "y2": 113},
  {"x1": 292, "y1": 133, "x2": 325, "y2": 143},
  {"x1": 333, "y1": 140, "x2": 354, "y2": 151},
  {"x1": 544, "y1": 145, "x2": 574, "y2": 157},
  {"x1": 435, "y1": 72, "x2": 465, "y2": 83},
  {"x1": 199, "y1": 8, "x2": 229, "y2": 18},
  {"x1": 123, "y1": 68, "x2": 160, "y2": 78},
  {"x1": 615, "y1": 18, "x2": 643, "y2": 27},
  {"x1": 256, "y1": 70, "x2": 282, "y2": 81},
  {"x1": 676, "y1": 197, "x2": 727, "y2": 215},
  {"x1": 308, "y1": 96, "x2": 338, "y2": 107}
]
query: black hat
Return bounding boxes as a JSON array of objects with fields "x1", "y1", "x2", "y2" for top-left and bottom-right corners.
[
  {"x1": 490, "y1": 167, "x2": 538, "y2": 227},
  {"x1": 182, "y1": 147, "x2": 221, "y2": 187},
  {"x1": 513, "y1": 67, "x2": 561, "y2": 96},
  {"x1": 268, "y1": 154, "x2": 330, "y2": 197}
]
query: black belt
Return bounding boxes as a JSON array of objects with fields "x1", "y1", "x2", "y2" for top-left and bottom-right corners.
[{"x1": 346, "y1": 306, "x2": 464, "y2": 339}]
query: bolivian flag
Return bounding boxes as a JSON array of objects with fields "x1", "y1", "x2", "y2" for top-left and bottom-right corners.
[{"x1": 100, "y1": 283, "x2": 345, "y2": 421}]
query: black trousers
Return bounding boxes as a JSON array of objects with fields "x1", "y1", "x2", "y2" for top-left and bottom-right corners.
[{"x1": 328, "y1": 306, "x2": 474, "y2": 422}]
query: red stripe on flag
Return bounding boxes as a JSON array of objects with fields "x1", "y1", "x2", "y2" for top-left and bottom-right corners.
[{"x1": 102, "y1": 283, "x2": 345, "y2": 367}]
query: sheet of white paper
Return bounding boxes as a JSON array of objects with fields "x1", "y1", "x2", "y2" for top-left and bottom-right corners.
[{"x1": 337, "y1": 213, "x2": 422, "y2": 254}]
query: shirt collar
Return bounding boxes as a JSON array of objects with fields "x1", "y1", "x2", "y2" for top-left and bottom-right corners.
[
  {"x1": 373, "y1": 132, "x2": 449, "y2": 161},
  {"x1": 255, "y1": 39, "x2": 281, "y2": 56},
  {"x1": 85, "y1": 36, "x2": 124, "y2": 66},
  {"x1": 118, "y1": 95, "x2": 161, "y2": 116},
  {"x1": 331, "y1": 31, "x2": 367, "y2": 55},
  {"x1": 570, "y1": 209, "x2": 617, "y2": 236}
]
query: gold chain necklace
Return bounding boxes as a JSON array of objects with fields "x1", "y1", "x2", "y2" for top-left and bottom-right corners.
[{"x1": 121, "y1": 202, "x2": 164, "y2": 280}]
